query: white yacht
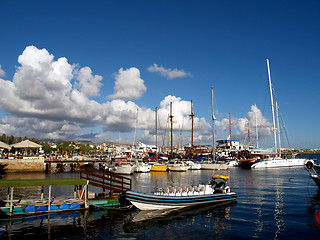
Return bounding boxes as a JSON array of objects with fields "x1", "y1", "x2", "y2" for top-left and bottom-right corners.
[
  {"x1": 251, "y1": 59, "x2": 308, "y2": 169},
  {"x1": 185, "y1": 160, "x2": 201, "y2": 170},
  {"x1": 200, "y1": 159, "x2": 228, "y2": 170},
  {"x1": 135, "y1": 161, "x2": 151, "y2": 173},
  {"x1": 251, "y1": 156, "x2": 308, "y2": 168},
  {"x1": 167, "y1": 160, "x2": 188, "y2": 172}
]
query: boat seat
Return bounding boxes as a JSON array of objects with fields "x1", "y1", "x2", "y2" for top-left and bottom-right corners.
[
  {"x1": 169, "y1": 187, "x2": 176, "y2": 194},
  {"x1": 176, "y1": 187, "x2": 182, "y2": 193}
]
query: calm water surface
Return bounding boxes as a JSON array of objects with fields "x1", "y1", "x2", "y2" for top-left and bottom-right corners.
[{"x1": 0, "y1": 154, "x2": 319, "y2": 239}]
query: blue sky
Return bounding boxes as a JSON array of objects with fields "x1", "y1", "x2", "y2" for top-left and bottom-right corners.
[{"x1": 0, "y1": 0, "x2": 319, "y2": 149}]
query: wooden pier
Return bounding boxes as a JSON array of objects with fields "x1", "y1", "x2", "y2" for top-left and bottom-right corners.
[{"x1": 79, "y1": 165, "x2": 132, "y2": 198}]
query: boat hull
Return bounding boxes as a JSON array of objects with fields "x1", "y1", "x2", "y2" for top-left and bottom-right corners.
[
  {"x1": 136, "y1": 164, "x2": 151, "y2": 173},
  {"x1": 310, "y1": 175, "x2": 320, "y2": 188},
  {"x1": 201, "y1": 163, "x2": 228, "y2": 170},
  {"x1": 238, "y1": 158, "x2": 257, "y2": 169},
  {"x1": 109, "y1": 165, "x2": 135, "y2": 174},
  {"x1": 150, "y1": 164, "x2": 168, "y2": 172},
  {"x1": 167, "y1": 165, "x2": 188, "y2": 172},
  {"x1": 251, "y1": 158, "x2": 307, "y2": 168},
  {"x1": 125, "y1": 190, "x2": 237, "y2": 210}
]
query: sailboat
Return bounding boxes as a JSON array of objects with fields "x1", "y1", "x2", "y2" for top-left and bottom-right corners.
[
  {"x1": 251, "y1": 59, "x2": 308, "y2": 168},
  {"x1": 199, "y1": 87, "x2": 228, "y2": 170}
]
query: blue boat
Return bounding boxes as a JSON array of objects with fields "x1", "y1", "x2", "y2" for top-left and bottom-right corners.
[{"x1": 125, "y1": 175, "x2": 237, "y2": 210}]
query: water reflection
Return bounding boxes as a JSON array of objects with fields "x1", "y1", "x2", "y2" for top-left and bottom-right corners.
[
  {"x1": 0, "y1": 208, "x2": 136, "y2": 239},
  {"x1": 125, "y1": 202, "x2": 236, "y2": 236},
  {"x1": 1, "y1": 163, "x2": 318, "y2": 239}
]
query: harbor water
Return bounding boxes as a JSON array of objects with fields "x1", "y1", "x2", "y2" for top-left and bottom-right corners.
[{"x1": 0, "y1": 154, "x2": 319, "y2": 239}]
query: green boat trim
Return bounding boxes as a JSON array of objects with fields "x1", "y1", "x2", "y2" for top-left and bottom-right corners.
[
  {"x1": 0, "y1": 178, "x2": 88, "y2": 187},
  {"x1": 0, "y1": 178, "x2": 90, "y2": 216}
]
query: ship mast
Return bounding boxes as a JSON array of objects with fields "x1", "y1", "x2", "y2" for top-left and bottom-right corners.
[
  {"x1": 266, "y1": 58, "x2": 278, "y2": 152},
  {"x1": 169, "y1": 102, "x2": 174, "y2": 157},
  {"x1": 248, "y1": 121, "x2": 250, "y2": 147},
  {"x1": 255, "y1": 104, "x2": 259, "y2": 148},
  {"x1": 190, "y1": 100, "x2": 194, "y2": 147},
  {"x1": 133, "y1": 108, "x2": 138, "y2": 148},
  {"x1": 229, "y1": 113, "x2": 232, "y2": 150},
  {"x1": 211, "y1": 87, "x2": 216, "y2": 160},
  {"x1": 276, "y1": 101, "x2": 281, "y2": 154},
  {"x1": 155, "y1": 107, "x2": 158, "y2": 154}
]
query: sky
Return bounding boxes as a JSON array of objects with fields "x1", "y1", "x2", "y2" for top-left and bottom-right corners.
[{"x1": 0, "y1": 0, "x2": 319, "y2": 149}]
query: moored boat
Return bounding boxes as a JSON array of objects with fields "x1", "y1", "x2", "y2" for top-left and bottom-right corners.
[
  {"x1": 200, "y1": 159, "x2": 228, "y2": 170},
  {"x1": 237, "y1": 157, "x2": 257, "y2": 168},
  {"x1": 251, "y1": 157, "x2": 308, "y2": 169},
  {"x1": 167, "y1": 160, "x2": 188, "y2": 172},
  {"x1": 135, "y1": 161, "x2": 151, "y2": 173},
  {"x1": 185, "y1": 160, "x2": 201, "y2": 170},
  {"x1": 315, "y1": 210, "x2": 320, "y2": 231},
  {"x1": 108, "y1": 162, "x2": 136, "y2": 175},
  {"x1": 124, "y1": 175, "x2": 236, "y2": 210},
  {"x1": 305, "y1": 160, "x2": 319, "y2": 188},
  {"x1": 150, "y1": 163, "x2": 168, "y2": 172}
]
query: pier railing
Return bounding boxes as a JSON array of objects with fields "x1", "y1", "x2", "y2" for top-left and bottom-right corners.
[{"x1": 79, "y1": 166, "x2": 131, "y2": 196}]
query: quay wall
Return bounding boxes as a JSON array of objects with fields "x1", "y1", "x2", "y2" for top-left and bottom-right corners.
[{"x1": 1, "y1": 158, "x2": 45, "y2": 173}]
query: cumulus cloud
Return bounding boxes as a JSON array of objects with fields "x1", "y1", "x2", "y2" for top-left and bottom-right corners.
[
  {"x1": 148, "y1": 64, "x2": 192, "y2": 79},
  {"x1": 109, "y1": 67, "x2": 147, "y2": 100},
  {"x1": 75, "y1": 66, "x2": 103, "y2": 97},
  {"x1": 0, "y1": 46, "x2": 148, "y2": 140},
  {"x1": 215, "y1": 104, "x2": 273, "y2": 144},
  {"x1": 0, "y1": 45, "x2": 273, "y2": 147},
  {"x1": 0, "y1": 65, "x2": 5, "y2": 77}
]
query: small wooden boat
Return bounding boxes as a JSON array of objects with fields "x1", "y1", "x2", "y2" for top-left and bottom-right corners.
[{"x1": 125, "y1": 175, "x2": 237, "y2": 210}]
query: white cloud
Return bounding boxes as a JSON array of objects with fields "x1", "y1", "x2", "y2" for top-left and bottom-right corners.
[
  {"x1": 2, "y1": 46, "x2": 274, "y2": 147},
  {"x1": 109, "y1": 67, "x2": 147, "y2": 100},
  {"x1": 148, "y1": 64, "x2": 192, "y2": 79},
  {"x1": 75, "y1": 66, "x2": 103, "y2": 97},
  {"x1": 0, "y1": 65, "x2": 5, "y2": 77},
  {"x1": 215, "y1": 104, "x2": 273, "y2": 144}
]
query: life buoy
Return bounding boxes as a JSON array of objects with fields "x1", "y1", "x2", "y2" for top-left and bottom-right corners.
[{"x1": 224, "y1": 186, "x2": 230, "y2": 193}]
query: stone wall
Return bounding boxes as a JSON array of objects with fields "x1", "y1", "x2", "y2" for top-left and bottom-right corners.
[{"x1": 0, "y1": 158, "x2": 45, "y2": 172}]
